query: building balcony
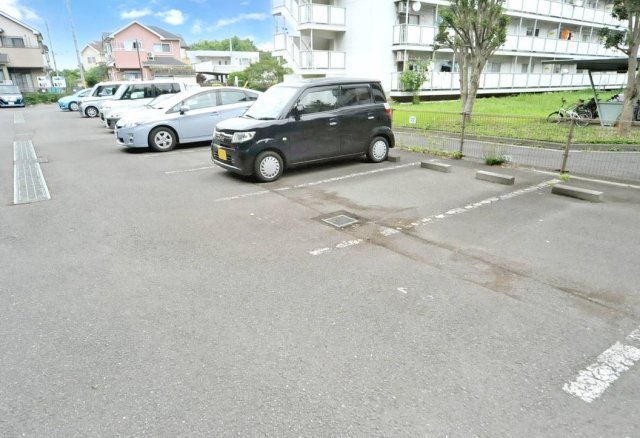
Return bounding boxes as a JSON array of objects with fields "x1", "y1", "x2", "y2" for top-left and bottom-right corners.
[
  {"x1": 505, "y1": 0, "x2": 618, "y2": 26},
  {"x1": 392, "y1": 24, "x2": 622, "y2": 57},
  {"x1": 0, "y1": 47, "x2": 47, "y2": 68},
  {"x1": 273, "y1": 0, "x2": 346, "y2": 31},
  {"x1": 274, "y1": 32, "x2": 346, "y2": 72},
  {"x1": 390, "y1": 70, "x2": 627, "y2": 94}
]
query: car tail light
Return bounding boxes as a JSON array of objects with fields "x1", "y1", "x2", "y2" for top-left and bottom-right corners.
[{"x1": 384, "y1": 102, "x2": 393, "y2": 118}]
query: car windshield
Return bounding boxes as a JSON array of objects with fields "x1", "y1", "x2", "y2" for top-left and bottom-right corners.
[
  {"x1": 147, "y1": 93, "x2": 174, "y2": 109},
  {"x1": 0, "y1": 85, "x2": 21, "y2": 94},
  {"x1": 244, "y1": 85, "x2": 298, "y2": 120}
]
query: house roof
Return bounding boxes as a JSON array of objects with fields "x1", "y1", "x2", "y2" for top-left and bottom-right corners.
[
  {"x1": 542, "y1": 57, "x2": 640, "y2": 72},
  {"x1": 83, "y1": 40, "x2": 102, "y2": 53},
  {"x1": 0, "y1": 10, "x2": 41, "y2": 36},
  {"x1": 104, "y1": 21, "x2": 187, "y2": 47}
]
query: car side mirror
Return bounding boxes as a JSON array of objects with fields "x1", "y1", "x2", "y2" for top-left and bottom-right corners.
[
  {"x1": 179, "y1": 105, "x2": 190, "y2": 114},
  {"x1": 291, "y1": 103, "x2": 304, "y2": 119}
]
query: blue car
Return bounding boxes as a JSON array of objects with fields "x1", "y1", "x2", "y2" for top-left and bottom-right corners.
[{"x1": 58, "y1": 88, "x2": 91, "y2": 111}]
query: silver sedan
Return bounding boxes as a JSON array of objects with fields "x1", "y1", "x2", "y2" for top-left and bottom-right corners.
[{"x1": 115, "y1": 87, "x2": 260, "y2": 152}]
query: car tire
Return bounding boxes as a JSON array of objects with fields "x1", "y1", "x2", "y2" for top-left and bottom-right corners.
[
  {"x1": 69, "y1": 101, "x2": 79, "y2": 111},
  {"x1": 85, "y1": 106, "x2": 99, "y2": 118},
  {"x1": 148, "y1": 127, "x2": 177, "y2": 152},
  {"x1": 254, "y1": 151, "x2": 283, "y2": 182},
  {"x1": 367, "y1": 136, "x2": 389, "y2": 163}
]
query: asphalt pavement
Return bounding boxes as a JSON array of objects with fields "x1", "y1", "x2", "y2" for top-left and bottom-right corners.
[{"x1": 1, "y1": 104, "x2": 640, "y2": 437}]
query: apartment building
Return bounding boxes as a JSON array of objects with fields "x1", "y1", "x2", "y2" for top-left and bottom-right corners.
[
  {"x1": 272, "y1": 0, "x2": 628, "y2": 98},
  {"x1": 102, "y1": 21, "x2": 192, "y2": 81},
  {"x1": 0, "y1": 10, "x2": 49, "y2": 92}
]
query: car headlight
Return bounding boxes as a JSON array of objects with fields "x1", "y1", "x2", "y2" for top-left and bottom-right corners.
[
  {"x1": 232, "y1": 131, "x2": 256, "y2": 143},
  {"x1": 110, "y1": 113, "x2": 121, "y2": 119}
]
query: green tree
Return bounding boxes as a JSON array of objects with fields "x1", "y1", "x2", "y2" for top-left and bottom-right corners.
[
  {"x1": 435, "y1": 0, "x2": 508, "y2": 117},
  {"x1": 228, "y1": 53, "x2": 292, "y2": 91},
  {"x1": 400, "y1": 59, "x2": 429, "y2": 104},
  {"x1": 189, "y1": 37, "x2": 258, "y2": 51},
  {"x1": 60, "y1": 69, "x2": 80, "y2": 89},
  {"x1": 85, "y1": 65, "x2": 108, "y2": 87},
  {"x1": 599, "y1": 0, "x2": 640, "y2": 133}
]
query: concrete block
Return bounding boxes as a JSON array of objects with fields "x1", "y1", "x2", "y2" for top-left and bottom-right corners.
[
  {"x1": 476, "y1": 170, "x2": 515, "y2": 185},
  {"x1": 387, "y1": 155, "x2": 401, "y2": 162},
  {"x1": 552, "y1": 184, "x2": 603, "y2": 202},
  {"x1": 420, "y1": 161, "x2": 452, "y2": 173}
]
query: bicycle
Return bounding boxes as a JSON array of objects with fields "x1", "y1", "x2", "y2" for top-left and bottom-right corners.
[{"x1": 546, "y1": 98, "x2": 591, "y2": 127}]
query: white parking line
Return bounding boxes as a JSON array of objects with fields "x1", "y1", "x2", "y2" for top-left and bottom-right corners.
[
  {"x1": 165, "y1": 166, "x2": 216, "y2": 175},
  {"x1": 308, "y1": 179, "x2": 558, "y2": 256},
  {"x1": 563, "y1": 341, "x2": 640, "y2": 403},
  {"x1": 215, "y1": 162, "x2": 420, "y2": 202}
]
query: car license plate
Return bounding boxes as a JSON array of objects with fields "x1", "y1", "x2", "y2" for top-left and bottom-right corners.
[{"x1": 218, "y1": 147, "x2": 227, "y2": 161}]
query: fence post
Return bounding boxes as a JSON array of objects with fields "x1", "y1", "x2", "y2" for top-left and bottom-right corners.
[
  {"x1": 561, "y1": 117, "x2": 575, "y2": 174},
  {"x1": 459, "y1": 112, "x2": 469, "y2": 156}
]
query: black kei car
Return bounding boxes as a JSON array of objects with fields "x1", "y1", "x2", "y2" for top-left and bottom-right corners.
[{"x1": 211, "y1": 78, "x2": 395, "y2": 182}]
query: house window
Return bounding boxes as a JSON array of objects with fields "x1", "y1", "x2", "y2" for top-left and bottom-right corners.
[
  {"x1": 88, "y1": 56, "x2": 96, "y2": 64},
  {"x1": 154, "y1": 43, "x2": 171, "y2": 53},
  {"x1": 1, "y1": 36, "x2": 26, "y2": 48},
  {"x1": 131, "y1": 40, "x2": 143, "y2": 50}
]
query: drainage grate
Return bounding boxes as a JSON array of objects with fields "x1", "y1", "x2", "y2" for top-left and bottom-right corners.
[
  {"x1": 322, "y1": 214, "x2": 359, "y2": 228},
  {"x1": 13, "y1": 140, "x2": 50, "y2": 205}
]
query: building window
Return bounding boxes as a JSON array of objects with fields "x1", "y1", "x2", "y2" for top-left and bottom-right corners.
[
  {"x1": 88, "y1": 56, "x2": 96, "y2": 64},
  {"x1": 131, "y1": 40, "x2": 143, "y2": 50},
  {"x1": 1, "y1": 36, "x2": 26, "y2": 48},
  {"x1": 486, "y1": 62, "x2": 501, "y2": 73},
  {"x1": 521, "y1": 63, "x2": 530, "y2": 73},
  {"x1": 398, "y1": 14, "x2": 420, "y2": 25},
  {"x1": 526, "y1": 27, "x2": 540, "y2": 37},
  {"x1": 154, "y1": 43, "x2": 171, "y2": 53}
]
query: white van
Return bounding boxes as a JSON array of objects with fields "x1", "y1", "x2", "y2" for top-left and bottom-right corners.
[{"x1": 99, "y1": 80, "x2": 196, "y2": 128}]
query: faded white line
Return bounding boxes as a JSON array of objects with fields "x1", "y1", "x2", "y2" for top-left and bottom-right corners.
[
  {"x1": 137, "y1": 149, "x2": 207, "y2": 159},
  {"x1": 165, "y1": 165, "x2": 216, "y2": 175},
  {"x1": 563, "y1": 342, "x2": 640, "y2": 403},
  {"x1": 308, "y1": 239, "x2": 363, "y2": 256},
  {"x1": 308, "y1": 179, "x2": 558, "y2": 256},
  {"x1": 384, "y1": 179, "x2": 558, "y2": 234},
  {"x1": 216, "y1": 162, "x2": 420, "y2": 202},
  {"x1": 397, "y1": 287, "x2": 408, "y2": 294}
]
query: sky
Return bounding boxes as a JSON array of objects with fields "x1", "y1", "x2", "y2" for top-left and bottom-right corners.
[{"x1": 0, "y1": 0, "x2": 274, "y2": 70}]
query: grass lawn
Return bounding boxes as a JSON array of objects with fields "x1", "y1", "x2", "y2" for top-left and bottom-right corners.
[
  {"x1": 391, "y1": 88, "x2": 622, "y2": 117},
  {"x1": 391, "y1": 88, "x2": 640, "y2": 145}
]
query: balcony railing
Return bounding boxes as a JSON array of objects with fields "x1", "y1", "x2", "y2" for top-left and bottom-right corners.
[
  {"x1": 274, "y1": 33, "x2": 345, "y2": 70},
  {"x1": 392, "y1": 24, "x2": 622, "y2": 57},
  {"x1": 273, "y1": 0, "x2": 346, "y2": 27},
  {"x1": 390, "y1": 71, "x2": 627, "y2": 92},
  {"x1": 506, "y1": 0, "x2": 618, "y2": 25}
]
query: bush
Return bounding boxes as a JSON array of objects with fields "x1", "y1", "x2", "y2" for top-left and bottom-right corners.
[{"x1": 24, "y1": 92, "x2": 60, "y2": 106}]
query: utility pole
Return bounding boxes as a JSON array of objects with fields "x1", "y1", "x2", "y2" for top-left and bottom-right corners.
[
  {"x1": 65, "y1": 0, "x2": 86, "y2": 87},
  {"x1": 45, "y1": 22, "x2": 58, "y2": 75}
]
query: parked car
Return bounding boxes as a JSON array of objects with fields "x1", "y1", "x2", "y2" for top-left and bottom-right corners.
[
  {"x1": 0, "y1": 84, "x2": 25, "y2": 108},
  {"x1": 57, "y1": 88, "x2": 91, "y2": 111},
  {"x1": 78, "y1": 81, "x2": 123, "y2": 117},
  {"x1": 115, "y1": 87, "x2": 261, "y2": 152},
  {"x1": 211, "y1": 78, "x2": 394, "y2": 182},
  {"x1": 102, "y1": 93, "x2": 175, "y2": 130},
  {"x1": 99, "y1": 80, "x2": 195, "y2": 123}
]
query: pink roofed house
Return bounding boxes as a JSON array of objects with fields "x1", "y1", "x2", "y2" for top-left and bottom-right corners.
[{"x1": 102, "y1": 21, "x2": 192, "y2": 81}]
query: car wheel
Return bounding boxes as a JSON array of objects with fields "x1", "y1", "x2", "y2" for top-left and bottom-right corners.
[
  {"x1": 149, "y1": 127, "x2": 177, "y2": 152},
  {"x1": 254, "y1": 151, "x2": 283, "y2": 182},
  {"x1": 367, "y1": 136, "x2": 389, "y2": 163},
  {"x1": 69, "y1": 101, "x2": 79, "y2": 111},
  {"x1": 85, "y1": 106, "x2": 99, "y2": 117}
]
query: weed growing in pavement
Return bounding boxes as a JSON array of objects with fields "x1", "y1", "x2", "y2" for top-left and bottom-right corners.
[{"x1": 559, "y1": 172, "x2": 571, "y2": 182}]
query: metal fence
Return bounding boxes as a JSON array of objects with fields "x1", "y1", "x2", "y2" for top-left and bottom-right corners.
[{"x1": 393, "y1": 109, "x2": 640, "y2": 183}]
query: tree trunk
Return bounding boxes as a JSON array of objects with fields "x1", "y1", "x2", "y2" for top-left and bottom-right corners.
[{"x1": 618, "y1": 42, "x2": 639, "y2": 134}]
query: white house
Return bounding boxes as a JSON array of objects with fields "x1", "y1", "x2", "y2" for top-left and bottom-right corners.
[
  {"x1": 272, "y1": 0, "x2": 628, "y2": 98},
  {"x1": 186, "y1": 50, "x2": 260, "y2": 83}
]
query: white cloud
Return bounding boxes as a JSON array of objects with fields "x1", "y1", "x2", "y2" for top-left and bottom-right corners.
[
  {"x1": 0, "y1": 0, "x2": 41, "y2": 22},
  {"x1": 215, "y1": 13, "x2": 267, "y2": 29},
  {"x1": 256, "y1": 40, "x2": 274, "y2": 52},
  {"x1": 156, "y1": 9, "x2": 186, "y2": 25},
  {"x1": 120, "y1": 8, "x2": 153, "y2": 19},
  {"x1": 191, "y1": 19, "x2": 203, "y2": 35}
]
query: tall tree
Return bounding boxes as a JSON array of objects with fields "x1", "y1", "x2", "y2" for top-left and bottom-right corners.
[
  {"x1": 435, "y1": 0, "x2": 508, "y2": 116},
  {"x1": 599, "y1": 0, "x2": 640, "y2": 133},
  {"x1": 189, "y1": 37, "x2": 258, "y2": 52}
]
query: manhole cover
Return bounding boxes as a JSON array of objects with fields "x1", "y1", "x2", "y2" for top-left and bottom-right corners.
[{"x1": 322, "y1": 214, "x2": 359, "y2": 228}]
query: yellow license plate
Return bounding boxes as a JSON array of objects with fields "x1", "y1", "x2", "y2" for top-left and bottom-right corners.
[{"x1": 218, "y1": 147, "x2": 227, "y2": 161}]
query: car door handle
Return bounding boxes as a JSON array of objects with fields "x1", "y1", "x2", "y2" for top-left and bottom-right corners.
[
  {"x1": 329, "y1": 121, "x2": 338, "y2": 126},
  {"x1": 367, "y1": 115, "x2": 375, "y2": 120}
]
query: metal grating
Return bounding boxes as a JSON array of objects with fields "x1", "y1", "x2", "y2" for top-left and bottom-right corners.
[
  {"x1": 13, "y1": 140, "x2": 50, "y2": 204},
  {"x1": 322, "y1": 214, "x2": 359, "y2": 228}
]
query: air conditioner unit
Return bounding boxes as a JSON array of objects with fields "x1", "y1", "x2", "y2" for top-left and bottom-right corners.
[{"x1": 147, "y1": 52, "x2": 155, "y2": 61}]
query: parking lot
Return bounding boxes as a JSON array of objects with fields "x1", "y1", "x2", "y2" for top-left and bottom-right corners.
[{"x1": 2, "y1": 104, "x2": 640, "y2": 436}]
